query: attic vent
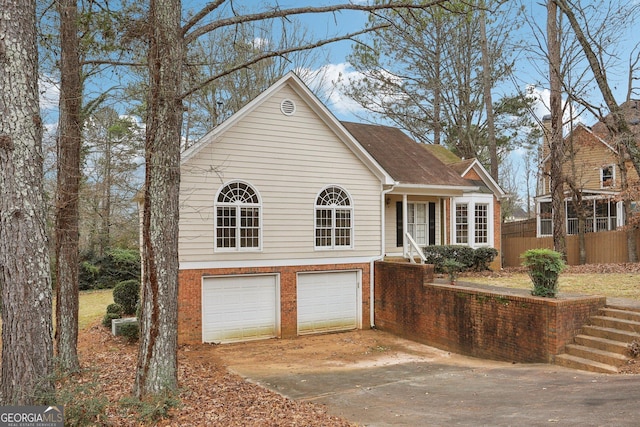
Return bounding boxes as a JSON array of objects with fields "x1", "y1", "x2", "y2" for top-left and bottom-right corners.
[{"x1": 280, "y1": 99, "x2": 296, "y2": 116}]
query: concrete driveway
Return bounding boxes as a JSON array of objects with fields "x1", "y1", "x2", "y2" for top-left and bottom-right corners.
[{"x1": 214, "y1": 330, "x2": 640, "y2": 426}]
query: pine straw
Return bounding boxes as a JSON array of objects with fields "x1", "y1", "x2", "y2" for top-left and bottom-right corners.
[{"x1": 77, "y1": 323, "x2": 353, "y2": 426}]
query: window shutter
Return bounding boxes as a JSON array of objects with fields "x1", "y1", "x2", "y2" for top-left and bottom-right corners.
[
  {"x1": 428, "y1": 202, "x2": 436, "y2": 245},
  {"x1": 396, "y1": 202, "x2": 403, "y2": 247}
]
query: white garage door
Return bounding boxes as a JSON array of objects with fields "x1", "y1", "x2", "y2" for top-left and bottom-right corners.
[
  {"x1": 202, "y1": 275, "x2": 278, "y2": 343},
  {"x1": 297, "y1": 271, "x2": 359, "y2": 335}
]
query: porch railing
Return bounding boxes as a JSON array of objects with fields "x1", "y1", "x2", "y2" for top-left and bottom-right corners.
[{"x1": 405, "y1": 232, "x2": 427, "y2": 264}]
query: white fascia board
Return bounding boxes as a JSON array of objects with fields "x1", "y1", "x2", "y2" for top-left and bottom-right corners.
[
  {"x1": 180, "y1": 72, "x2": 394, "y2": 186},
  {"x1": 462, "y1": 160, "x2": 506, "y2": 197},
  {"x1": 286, "y1": 77, "x2": 395, "y2": 186},
  {"x1": 390, "y1": 183, "x2": 479, "y2": 196}
]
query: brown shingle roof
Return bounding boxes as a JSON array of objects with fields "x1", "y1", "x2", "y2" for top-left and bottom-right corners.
[{"x1": 341, "y1": 122, "x2": 471, "y2": 187}]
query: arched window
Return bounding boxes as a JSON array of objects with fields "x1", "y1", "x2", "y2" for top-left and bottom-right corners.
[
  {"x1": 215, "y1": 181, "x2": 261, "y2": 251},
  {"x1": 315, "y1": 186, "x2": 353, "y2": 249}
]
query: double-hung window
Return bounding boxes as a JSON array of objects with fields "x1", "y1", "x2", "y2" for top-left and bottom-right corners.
[
  {"x1": 215, "y1": 181, "x2": 261, "y2": 251},
  {"x1": 315, "y1": 186, "x2": 353, "y2": 249}
]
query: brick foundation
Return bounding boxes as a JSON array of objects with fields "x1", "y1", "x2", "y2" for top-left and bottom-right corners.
[
  {"x1": 178, "y1": 262, "x2": 371, "y2": 344},
  {"x1": 374, "y1": 261, "x2": 605, "y2": 363}
]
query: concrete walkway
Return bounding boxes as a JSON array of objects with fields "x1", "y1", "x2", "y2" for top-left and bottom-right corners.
[{"x1": 235, "y1": 352, "x2": 640, "y2": 426}]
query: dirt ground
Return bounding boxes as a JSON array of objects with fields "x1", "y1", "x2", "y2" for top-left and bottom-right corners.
[{"x1": 77, "y1": 322, "x2": 640, "y2": 426}]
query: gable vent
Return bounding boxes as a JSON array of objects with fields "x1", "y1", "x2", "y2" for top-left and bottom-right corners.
[{"x1": 280, "y1": 99, "x2": 296, "y2": 116}]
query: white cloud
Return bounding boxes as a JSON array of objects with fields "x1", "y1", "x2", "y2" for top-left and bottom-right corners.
[
  {"x1": 39, "y1": 77, "x2": 59, "y2": 111},
  {"x1": 297, "y1": 62, "x2": 369, "y2": 119}
]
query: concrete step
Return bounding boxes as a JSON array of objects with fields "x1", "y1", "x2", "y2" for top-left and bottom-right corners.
[
  {"x1": 607, "y1": 304, "x2": 640, "y2": 314},
  {"x1": 564, "y1": 344, "x2": 628, "y2": 366},
  {"x1": 581, "y1": 325, "x2": 640, "y2": 343},
  {"x1": 555, "y1": 353, "x2": 618, "y2": 374},
  {"x1": 600, "y1": 307, "x2": 640, "y2": 323},
  {"x1": 574, "y1": 334, "x2": 630, "y2": 356},
  {"x1": 590, "y1": 315, "x2": 640, "y2": 333}
]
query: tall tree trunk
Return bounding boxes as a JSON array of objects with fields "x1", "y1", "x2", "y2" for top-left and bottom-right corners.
[
  {"x1": 616, "y1": 144, "x2": 638, "y2": 262},
  {"x1": 553, "y1": 0, "x2": 638, "y2": 262},
  {"x1": 547, "y1": 0, "x2": 567, "y2": 257},
  {"x1": 134, "y1": 0, "x2": 182, "y2": 398},
  {"x1": 55, "y1": 0, "x2": 82, "y2": 373},
  {"x1": 479, "y1": 0, "x2": 498, "y2": 181},
  {"x1": 432, "y1": 18, "x2": 442, "y2": 146},
  {"x1": 0, "y1": 0, "x2": 54, "y2": 404},
  {"x1": 101, "y1": 135, "x2": 112, "y2": 256}
]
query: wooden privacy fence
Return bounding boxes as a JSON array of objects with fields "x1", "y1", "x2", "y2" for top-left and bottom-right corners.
[{"x1": 502, "y1": 229, "x2": 640, "y2": 267}]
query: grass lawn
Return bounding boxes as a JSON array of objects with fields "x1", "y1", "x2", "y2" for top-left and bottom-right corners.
[
  {"x1": 461, "y1": 273, "x2": 640, "y2": 301},
  {"x1": 78, "y1": 289, "x2": 113, "y2": 329}
]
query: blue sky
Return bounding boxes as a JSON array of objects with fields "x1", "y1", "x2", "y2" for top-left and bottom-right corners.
[
  {"x1": 39, "y1": 0, "x2": 639, "y2": 201},
  {"x1": 41, "y1": 1, "x2": 639, "y2": 125}
]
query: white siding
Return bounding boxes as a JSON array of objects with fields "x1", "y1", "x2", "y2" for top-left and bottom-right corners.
[{"x1": 179, "y1": 84, "x2": 382, "y2": 263}]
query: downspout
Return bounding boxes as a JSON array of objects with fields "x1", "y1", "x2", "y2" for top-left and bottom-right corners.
[{"x1": 372, "y1": 185, "x2": 396, "y2": 328}]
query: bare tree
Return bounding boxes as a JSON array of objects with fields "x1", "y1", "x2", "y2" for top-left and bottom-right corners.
[
  {"x1": 553, "y1": 0, "x2": 640, "y2": 262},
  {"x1": 0, "y1": 0, "x2": 54, "y2": 404},
  {"x1": 137, "y1": 0, "x2": 449, "y2": 399},
  {"x1": 478, "y1": 0, "x2": 498, "y2": 180},
  {"x1": 547, "y1": 0, "x2": 567, "y2": 256}
]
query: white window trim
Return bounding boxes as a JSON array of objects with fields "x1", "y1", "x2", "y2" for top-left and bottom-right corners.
[
  {"x1": 451, "y1": 194, "x2": 494, "y2": 248},
  {"x1": 407, "y1": 202, "x2": 430, "y2": 246},
  {"x1": 314, "y1": 185, "x2": 355, "y2": 250},
  {"x1": 600, "y1": 164, "x2": 615, "y2": 188},
  {"x1": 214, "y1": 180, "x2": 263, "y2": 252}
]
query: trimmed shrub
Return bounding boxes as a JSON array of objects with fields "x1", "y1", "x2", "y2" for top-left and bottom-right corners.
[
  {"x1": 521, "y1": 248, "x2": 566, "y2": 298},
  {"x1": 443, "y1": 258, "x2": 465, "y2": 282},
  {"x1": 473, "y1": 247, "x2": 498, "y2": 271},
  {"x1": 106, "y1": 303, "x2": 124, "y2": 316},
  {"x1": 113, "y1": 280, "x2": 140, "y2": 315},
  {"x1": 423, "y1": 245, "x2": 475, "y2": 273},
  {"x1": 102, "y1": 312, "x2": 121, "y2": 328},
  {"x1": 118, "y1": 322, "x2": 139, "y2": 343}
]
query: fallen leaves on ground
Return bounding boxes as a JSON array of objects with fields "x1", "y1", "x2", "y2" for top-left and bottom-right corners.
[{"x1": 77, "y1": 323, "x2": 353, "y2": 426}]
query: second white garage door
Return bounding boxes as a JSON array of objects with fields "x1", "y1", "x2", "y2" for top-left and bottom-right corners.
[
  {"x1": 202, "y1": 275, "x2": 278, "y2": 343},
  {"x1": 297, "y1": 271, "x2": 359, "y2": 335}
]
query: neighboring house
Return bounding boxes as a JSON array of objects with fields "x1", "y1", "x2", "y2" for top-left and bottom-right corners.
[
  {"x1": 177, "y1": 72, "x2": 505, "y2": 345},
  {"x1": 536, "y1": 101, "x2": 640, "y2": 237}
]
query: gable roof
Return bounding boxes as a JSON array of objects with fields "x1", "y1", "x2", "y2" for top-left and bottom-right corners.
[
  {"x1": 340, "y1": 122, "x2": 473, "y2": 189},
  {"x1": 181, "y1": 72, "x2": 395, "y2": 185},
  {"x1": 422, "y1": 144, "x2": 506, "y2": 197},
  {"x1": 182, "y1": 71, "x2": 482, "y2": 194}
]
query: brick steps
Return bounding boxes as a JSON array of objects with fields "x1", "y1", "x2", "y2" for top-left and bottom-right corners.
[{"x1": 555, "y1": 305, "x2": 640, "y2": 374}]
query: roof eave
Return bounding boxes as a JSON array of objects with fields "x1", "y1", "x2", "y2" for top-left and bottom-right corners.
[{"x1": 390, "y1": 183, "x2": 480, "y2": 196}]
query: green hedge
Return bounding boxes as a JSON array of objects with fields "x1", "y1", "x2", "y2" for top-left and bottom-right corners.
[
  {"x1": 79, "y1": 248, "x2": 140, "y2": 290},
  {"x1": 423, "y1": 245, "x2": 498, "y2": 273}
]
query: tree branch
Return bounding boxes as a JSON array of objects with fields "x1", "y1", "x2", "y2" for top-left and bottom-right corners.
[
  {"x1": 180, "y1": 24, "x2": 389, "y2": 100},
  {"x1": 183, "y1": 1, "x2": 448, "y2": 44},
  {"x1": 182, "y1": 0, "x2": 227, "y2": 36}
]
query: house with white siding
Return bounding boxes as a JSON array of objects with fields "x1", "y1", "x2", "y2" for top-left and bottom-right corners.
[{"x1": 177, "y1": 72, "x2": 504, "y2": 345}]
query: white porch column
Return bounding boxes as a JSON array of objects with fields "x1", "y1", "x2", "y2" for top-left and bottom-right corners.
[{"x1": 403, "y1": 194, "x2": 408, "y2": 257}]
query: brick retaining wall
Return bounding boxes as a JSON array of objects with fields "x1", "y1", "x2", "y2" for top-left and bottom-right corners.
[{"x1": 374, "y1": 261, "x2": 606, "y2": 363}]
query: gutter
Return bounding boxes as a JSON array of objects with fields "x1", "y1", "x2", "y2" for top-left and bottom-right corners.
[{"x1": 371, "y1": 184, "x2": 398, "y2": 328}]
